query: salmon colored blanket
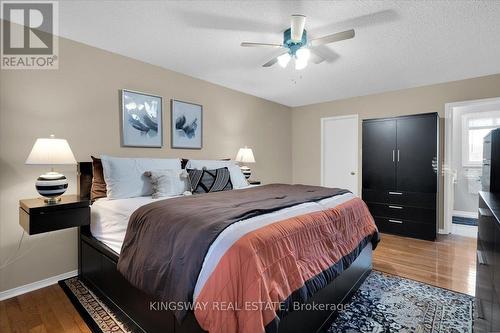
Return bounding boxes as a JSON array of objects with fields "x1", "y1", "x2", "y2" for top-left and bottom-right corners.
[{"x1": 194, "y1": 197, "x2": 377, "y2": 333}]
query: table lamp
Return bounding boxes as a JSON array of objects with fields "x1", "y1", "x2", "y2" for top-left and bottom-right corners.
[
  {"x1": 25, "y1": 135, "x2": 77, "y2": 204},
  {"x1": 235, "y1": 146, "x2": 255, "y2": 179}
]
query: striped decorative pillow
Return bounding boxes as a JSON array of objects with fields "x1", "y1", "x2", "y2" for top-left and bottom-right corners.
[{"x1": 187, "y1": 168, "x2": 233, "y2": 194}]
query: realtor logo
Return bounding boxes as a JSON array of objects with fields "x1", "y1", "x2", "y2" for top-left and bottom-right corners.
[{"x1": 1, "y1": 0, "x2": 59, "y2": 69}]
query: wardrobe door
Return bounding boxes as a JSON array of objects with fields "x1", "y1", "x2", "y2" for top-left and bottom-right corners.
[
  {"x1": 362, "y1": 120, "x2": 397, "y2": 190},
  {"x1": 396, "y1": 115, "x2": 437, "y2": 193}
]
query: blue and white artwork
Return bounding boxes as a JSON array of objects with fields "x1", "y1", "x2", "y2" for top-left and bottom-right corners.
[
  {"x1": 121, "y1": 90, "x2": 162, "y2": 147},
  {"x1": 171, "y1": 99, "x2": 202, "y2": 149}
]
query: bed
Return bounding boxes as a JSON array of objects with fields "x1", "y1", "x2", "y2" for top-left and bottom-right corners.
[{"x1": 77, "y1": 161, "x2": 377, "y2": 333}]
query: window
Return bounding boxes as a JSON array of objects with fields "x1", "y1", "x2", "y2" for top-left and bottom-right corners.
[{"x1": 462, "y1": 111, "x2": 500, "y2": 166}]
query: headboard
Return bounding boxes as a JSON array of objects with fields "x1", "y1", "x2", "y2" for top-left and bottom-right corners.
[{"x1": 77, "y1": 162, "x2": 93, "y2": 200}]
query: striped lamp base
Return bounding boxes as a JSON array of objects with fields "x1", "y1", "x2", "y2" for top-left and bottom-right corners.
[
  {"x1": 240, "y1": 166, "x2": 251, "y2": 179},
  {"x1": 36, "y1": 172, "x2": 68, "y2": 204}
]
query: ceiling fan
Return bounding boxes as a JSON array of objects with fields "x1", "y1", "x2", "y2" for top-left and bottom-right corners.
[{"x1": 241, "y1": 15, "x2": 355, "y2": 70}]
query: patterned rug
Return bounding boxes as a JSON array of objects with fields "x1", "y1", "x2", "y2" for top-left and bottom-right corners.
[
  {"x1": 59, "y1": 278, "x2": 136, "y2": 333},
  {"x1": 328, "y1": 271, "x2": 473, "y2": 333},
  {"x1": 60, "y1": 271, "x2": 473, "y2": 333}
]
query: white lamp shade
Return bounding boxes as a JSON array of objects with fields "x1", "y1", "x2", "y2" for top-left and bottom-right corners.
[
  {"x1": 25, "y1": 136, "x2": 77, "y2": 165},
  {"x1": 235, "y1": 147, "x2": 255, "y2": 163}
]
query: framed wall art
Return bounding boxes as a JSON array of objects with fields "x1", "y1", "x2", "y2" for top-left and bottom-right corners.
[
  {"x1": 121, "y1": 89, "x2": 163, "y2": 147},
  {"x1": 171, "y1": 99, "x2": 203, "y2": 149}
]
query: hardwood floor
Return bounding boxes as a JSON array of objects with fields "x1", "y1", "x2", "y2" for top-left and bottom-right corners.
[
  {"x1": 373, "y1": 232, "x2": 477, "y2": 296},
  {"x1": 0, "y1": 284, "x2": 91, "y2": 333},
  {"x1": 0, "y1": 232, "x2": 477, "y2": 332}
]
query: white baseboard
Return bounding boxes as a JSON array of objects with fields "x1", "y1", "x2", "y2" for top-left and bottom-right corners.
[
  {"x1": 0, "y1": 270, "x2": 77, "y2": 301},
  {"x1": 438, "y1": 228, "x2": 449, "y2": 235},
  {"x1": 452, "y1": 210, "x2": 478, "y2": 219},
  {"x1": 452, "y1": 224, "x2": 478, "y2": 238}
]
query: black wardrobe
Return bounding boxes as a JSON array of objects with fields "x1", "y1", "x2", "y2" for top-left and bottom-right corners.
[{"x1": 362, "y1": 113, "x2": 439, "y2": 240}]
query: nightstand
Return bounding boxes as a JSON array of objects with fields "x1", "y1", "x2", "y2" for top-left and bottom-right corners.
[
  {"x1": 19, "y1": 195, "x2": 90, "y2": 235},
  {"x1": 248, "y1": 180, "x2": 261, "y2": 185}
]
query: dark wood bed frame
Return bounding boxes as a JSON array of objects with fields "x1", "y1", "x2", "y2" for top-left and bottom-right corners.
[{"x1": 77, "y1": 162, "x2": 373, "y2": 333}]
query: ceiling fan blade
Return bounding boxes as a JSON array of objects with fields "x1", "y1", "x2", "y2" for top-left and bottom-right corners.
[
  {"x1": 291, "y1": 14, "x2": 306, "y2": 42},
  {"x1": 311, "y1": 29, "x2": 355, "y2": 47},
  {"x1": 310, "y1": 49, "x2": 326, "y2": 64},
  {"x1": 262, "y1": 57, "x2": 279, "y2": 67},
  {"x1": 241, "y1": 42, "x2": 283, "y2": 48},
  {"x1": 262, "y1": 51, "x2": 288, "y2": 67}
]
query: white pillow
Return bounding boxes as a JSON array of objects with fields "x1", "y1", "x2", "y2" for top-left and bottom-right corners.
[
  {"x1": 101, "y1": 155, "x2": 181, "y2": 199},
  {"x1": 226, "y1": 165, "x2": 249, "y2": 189},
  {"x1": 144, "y1": 169, "x2": 190, "y2": 198},
  {"x1": 186, "y1": 159, "x2": 248, "y2": 189}
]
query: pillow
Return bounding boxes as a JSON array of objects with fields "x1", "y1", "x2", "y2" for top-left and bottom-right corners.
[
  {"x1": 90, "y1": 156, "x2": 107, "y2": 201},
  {"x1": 101, "y1": 155, "x2": 181, "y2": 199},
  {"x1": 144, "y1": 169, "x2": 190, "y2": 198},
  {"x1": 187, "y1": 168, "x2": 233, "y2": 194},
  {"x1": 226, "y1": 165, "x2": 249, "y2": 189},
  {"x1": 186, "y1": 159, "x2": 248, "y2": 189}
]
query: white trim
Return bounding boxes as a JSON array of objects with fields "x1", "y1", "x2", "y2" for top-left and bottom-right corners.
[
  {"x1": 453, "y1": 210, "x2": 478, "y2": 219},
  {"x1": 461, "y1": 111, "x2": 500, "y2": 167},
  {"x1": 443, "y1": 97, "x2": 500, "y2": 235},
  {"x1": 320, "y1": 114, "x2": 359, "y2": 195},
  {"x1": 451, "y1": 224, "x2": 478, "y2": 238},
  {"x1": 438, "y1": 228, "x2": 448, "y2": 234},
  {"x1": 0, "y1": 270, "x2": 77, "y2": 301},
  {"x1": 443, "y1": 103, "x2": 454, "y2": 235}
]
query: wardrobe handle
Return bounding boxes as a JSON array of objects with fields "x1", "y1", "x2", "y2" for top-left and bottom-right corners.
[
  {"x1": 388, "y1": 219, "x2": 403, "y2": 224},
  {"x1": 392, "y1": 150, "x2": 395, "y2": 162},
  {"x1": 388, "y1": 205, "x2": 403, "y2": 209},
  {"x1": 397, "y1": 150, "x2": 400, "y2": 162},
  {"x1": 388, "y1": 191, "x2": 403, "y2": 195}
]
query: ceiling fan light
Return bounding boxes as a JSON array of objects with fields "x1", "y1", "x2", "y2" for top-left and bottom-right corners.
[
  {"x1": 296, "y1": 48, "x2": 310, "y2": 61},
  {"x1": 295, "y1": 58, "x2": 308, "y2": 70},
  {"x1": 277, "y1": 53, "x2": 291, "y2": 68}
]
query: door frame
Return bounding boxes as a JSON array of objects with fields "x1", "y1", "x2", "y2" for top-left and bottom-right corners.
[
  {"x1": 443, "y1": 97, "x2": 500, "y2": 234},
  {"x1": 320, "y1": 114, "x2": 359, "y2": 194}
]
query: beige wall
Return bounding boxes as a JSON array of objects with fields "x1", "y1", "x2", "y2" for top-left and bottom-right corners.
[
  {"x1": 291, "y1": 73, "x2": 500, "y2": 229},
  {"x1": 0, "y1": 38, "x2": 292, "y2": 292},
  {"x1": 2, "y1": 31, "x2": 500, "y2": 294}
]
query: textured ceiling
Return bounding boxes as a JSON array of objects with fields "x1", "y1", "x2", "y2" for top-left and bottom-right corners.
[{"x1": 58, "y1": 0, "x2": 500, "y2": 107}]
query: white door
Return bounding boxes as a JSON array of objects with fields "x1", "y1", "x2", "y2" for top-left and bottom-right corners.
[{"x1": 321, "y1": 115, "x2": 359, "y2": 195}]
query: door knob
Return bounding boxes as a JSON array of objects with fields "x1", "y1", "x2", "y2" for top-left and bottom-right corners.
[{"x1": 350, "y1": 171, "x2": 356, "y2": 175}]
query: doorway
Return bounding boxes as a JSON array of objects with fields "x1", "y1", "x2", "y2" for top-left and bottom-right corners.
[
  {"x1": 444, "y1": 97, "x2": 500, "y2": 237},
  {"x1": 321, "y1": 115, "x2": 359, "y2": 195}
]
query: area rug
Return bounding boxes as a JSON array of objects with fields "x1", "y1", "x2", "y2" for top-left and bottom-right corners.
[
  {"x1": 328, "y1": 271, "x2": 473, "y2": 333},
  {"x1": 60, "y1": 271, "x2": 473, "y2": 333},
  {"x1": 59, "y1": 277, "x2": 137, "y2": 333}
]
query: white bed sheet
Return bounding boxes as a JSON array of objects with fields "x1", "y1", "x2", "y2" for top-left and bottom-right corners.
[{"x1": 91, "y1": 195, "x2": 177, "y2": 253}]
